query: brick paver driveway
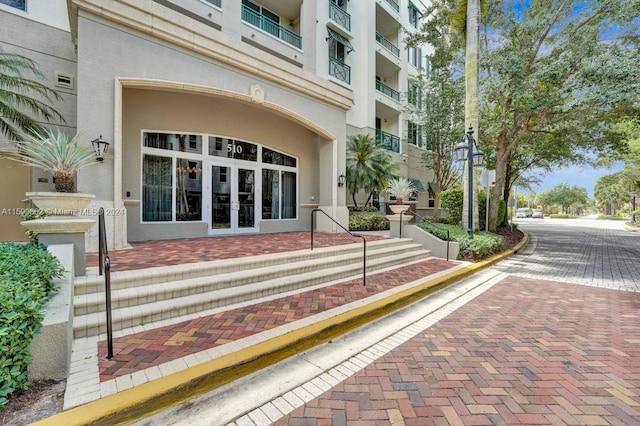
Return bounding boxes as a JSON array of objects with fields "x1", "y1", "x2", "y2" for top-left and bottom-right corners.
[{"x1": 272, "y1": 218, "x2": 640, "y2": 425}]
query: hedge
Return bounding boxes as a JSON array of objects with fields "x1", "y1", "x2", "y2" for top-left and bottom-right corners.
[
  {"x1": 349, "y1": 213, "x2": 390, "y2": 231},
  {"x1": 0, "y1": 243, "x2": 64, "y2": 411}
]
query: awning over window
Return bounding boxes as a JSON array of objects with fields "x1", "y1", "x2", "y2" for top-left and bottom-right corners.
[
  {"x1": 428, "y1": 181, "x2": 438, "y2": 194},
  {"x1": 326, "y1": 28, "x2": 354, "y2": 53},
  {"x1": 408, "y1": 178, "x2": 426, "y2": 192}
]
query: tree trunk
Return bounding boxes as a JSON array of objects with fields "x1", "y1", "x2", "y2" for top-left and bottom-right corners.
[
  {"x1": 462, "y1": 0, "x2": 481, "y2": 232},
  {"x1": 488, "y1": 131, "x2": 508, "y2": 232}
]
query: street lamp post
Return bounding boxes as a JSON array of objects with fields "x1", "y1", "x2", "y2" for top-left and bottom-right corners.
[
  {"x1": 632, "y1": 190, "x2": 637, "y2": 223},
  {"x1": 610, "y1": 191, "x2": 615, "y2": 216},
  {"x1": 454, "y1": 126, "x2": 485, "y2": 238}
]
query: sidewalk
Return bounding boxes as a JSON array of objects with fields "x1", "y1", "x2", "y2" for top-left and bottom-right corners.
[{"x1": 33, "y1": 234, "x2": 525, "y2": 426}]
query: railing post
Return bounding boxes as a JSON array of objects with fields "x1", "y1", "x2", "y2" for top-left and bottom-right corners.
[
  {"x1": 311, "y1": 209, "x2": 316, "y2": 250},
  {"x1": 99, "y1": 208, "x2": 113, "y2": 359}
]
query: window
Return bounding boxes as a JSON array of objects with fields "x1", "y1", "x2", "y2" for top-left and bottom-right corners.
[
  {"x1": 407, "y1": 121, "x2": 429, "y2": 150},
  {"x1": 142, "y1": 132, "x2": 298, "y2": 224},
  {"x1": 408, "y1": 81, "x2": 422, "y2": 107},
  {"x1": 176, "y1": 159, "x2": 202, "y2": 221},
  {"x1": 142, "y1": 155, "x2": 172, "y2": 222},
  {"x1": 408, "y1": 3, "x2": 421, "y2": 28},
  {"x1": 408, "y1": 47, "x2": 421, "y2": 68},
  {"x1": 0, "y1": 0, "x2": 25, "y2": 11}
]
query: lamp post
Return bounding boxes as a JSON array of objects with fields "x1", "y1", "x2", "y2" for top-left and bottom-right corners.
[
  {"x1": 610, "y1": 191, "x2": 615, "y2": 216},
  {"x1": 454, "y1": 126, "x2": 485, "y2": 238},
  {"x1": 632, "y1": 190, "x2": 637, "y2": 223}
]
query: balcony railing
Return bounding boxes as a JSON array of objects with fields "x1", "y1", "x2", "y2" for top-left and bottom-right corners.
[
  {"x1": 376, "y1": 129, "x2": 400, "y2": 153},
  {"x1": 383, "y1": 0, "x2": 400, "y2": 13},
  {"x1": 329, "y1": 2, "x2": 351, "y2": 31},
  {"x1": 376, "y1": 80, "x2": 400, "y2": 101},
  {"x1": 329, "y1": 56, "x2": 351, "y2": 84},
  {"x1": 376, "y1": 32, "x2": 400, "y2": 57},
  {"x1": 242, "y1": 5, "x2": 302, "y2": 49}
]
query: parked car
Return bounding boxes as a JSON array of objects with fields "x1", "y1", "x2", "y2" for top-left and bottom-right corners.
[
  {"x1": 532, "y1": 211, "x2": 544, "y2": 218},
  {"x1": 516, "y1": 208, "x2": 533, "y2": 218}
]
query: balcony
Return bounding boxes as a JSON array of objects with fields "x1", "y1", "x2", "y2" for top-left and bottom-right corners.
[
  {"x1": 383, "y1": 0, "x2": 400, "y2": 13},
  {"x1": 376, "y1": 80, "x2": 400, "y2": 101},
  {"x1": 329, "y1": 2, "x2": 351, "y2": 31},
  {"x1": 376, "y1": 32, "x2": 399, "y2": 57},
  {"x1": 376, "y1": 129, "x2": 400, "y2": 153},
  {"x1": 329, "y1": 56, "x2": 351, "y2": 84},
  {"x1": 242, "y1": 4, "x2": 302, "y2": 49}
]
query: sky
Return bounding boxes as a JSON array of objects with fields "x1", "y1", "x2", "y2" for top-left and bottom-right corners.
[{"x1": 522, "y1": 163, "x2": 623, "y2": 198}]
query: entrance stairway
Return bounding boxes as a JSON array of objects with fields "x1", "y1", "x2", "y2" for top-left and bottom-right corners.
[{"x1": 73, "y1": 238, "x2": 431, "y2": 338}]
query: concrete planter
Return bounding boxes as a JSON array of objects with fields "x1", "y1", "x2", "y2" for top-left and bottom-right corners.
[{"x1": 26, "y1": 192, "x2": 95, "y2": 215}]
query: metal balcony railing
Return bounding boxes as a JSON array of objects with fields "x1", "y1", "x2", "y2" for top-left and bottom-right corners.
[
  {"x1": 329, "y1": 2, "x2": 351, "y2": 31},
  {"x1": 375, "y1": 32, "x2": 399, "y2": 57},
  {"x1": 383, "y1": 0, "x2": 400, "y2": 13},
  {"x1": 329, "y1": 56, "x2": 351, "y2": 84},
  {"x1": 376, "y1": 129, "x2": 400, "y2": 153},
  {"x1": 376, "y1": 80, "x2": 400, "y2": 101},
  {"x1": 242, "y1": 5, "x2": 302, "y2": 49}
]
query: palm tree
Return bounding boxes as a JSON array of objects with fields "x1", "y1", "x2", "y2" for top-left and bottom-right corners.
[
  {"x1": 452, "y1": 0, "x2": 484, "y2": 232},
  {"x1": 0, "y1": 48, "x2": 65, "y2": 141},
  {"x1": 346, "y1": 134, "x2": 398, "y2": 207}
]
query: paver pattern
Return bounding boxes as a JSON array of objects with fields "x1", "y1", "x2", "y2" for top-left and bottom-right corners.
[
  {"x1": 97, "y1": 258, "x2": 456, "y2": 381},
  {"x1": 86, "y1": 232, "x2": 386, "y2": 271},
  {"x1": 274, "y1": 275, "x2": 640, "y2": 425}
]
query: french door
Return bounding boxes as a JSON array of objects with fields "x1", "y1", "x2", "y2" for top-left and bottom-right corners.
[{"x1": 209, "y1": 163, "x2": 259, "y2": 234}]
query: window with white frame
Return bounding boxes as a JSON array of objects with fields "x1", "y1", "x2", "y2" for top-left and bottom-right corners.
[
  {"x1": 408, "y1": 46, "x2": 422, "y2": 68},
  {"x1": 141, "y1": 132, "x2": 298, "y2": 223}
]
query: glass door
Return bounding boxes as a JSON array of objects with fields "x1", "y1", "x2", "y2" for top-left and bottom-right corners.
[
  {"x1": 209, "y1": 163, "x2": 259, "y2": 234},
  {"x1": 210, "y1": 164, "x2": 231, "y2": 231}
]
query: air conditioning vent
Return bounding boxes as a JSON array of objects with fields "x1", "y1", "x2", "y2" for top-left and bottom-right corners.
[{"x1": 55, "y1": 72, "x2": 74, "y2": 89}]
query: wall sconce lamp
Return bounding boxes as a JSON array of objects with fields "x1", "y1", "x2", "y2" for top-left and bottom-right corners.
[
  {"x1": 338, "y1": 173, "x2": 346, "y2": 187},
  {"x1": 91, "y1": 135, "x2": 109, "y2": 162}
]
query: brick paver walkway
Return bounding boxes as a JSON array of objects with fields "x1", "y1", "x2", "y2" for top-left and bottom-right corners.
[
  {"x1": 87, "y1": 232, "x2": 386, "y2": 271},
  {"x1": 97, "y1": 258, "x2": 456, "y2": 381},
  {"x1": 275, "y1": 275, "x2": 640, "y2": 425}
]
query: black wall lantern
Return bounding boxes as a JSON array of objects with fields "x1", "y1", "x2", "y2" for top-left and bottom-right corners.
[
  {"x1": 91, "y1": 135, "x2": 109, "y2": 162},
  {"x1": 338, "y1": 173, "x2": 346, "y2": 187}
]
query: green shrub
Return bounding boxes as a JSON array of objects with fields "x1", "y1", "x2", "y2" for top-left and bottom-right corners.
[
  {"x1": 20, "y1": 208, "x2": 48, "y2": 243},
  {"x1": 416, "y1": 222, "x2": 504, "y2": 260},
  {"x1": 440, "y1": 188, "x2": 463, "y2": 225},
  {"x1": 0, "y1": 243, "x2": 64, "y2": 411},
  {"x1": 349, "y1": 214, "x2": 390, "y2": 231},
  {"x1": 348, "y1": 206, "x2": 379, "y2": 212}
]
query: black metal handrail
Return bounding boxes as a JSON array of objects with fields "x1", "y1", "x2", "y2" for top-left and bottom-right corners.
[
  {"x1": 311, "y1": 209, "x2": 367, "y2": 286},
  {"x1": 399, "y1": 209, "x2": 451, "y2": 261},
  {"x1": 98, "y1": 208, "x2": 113, "y2": 359}
]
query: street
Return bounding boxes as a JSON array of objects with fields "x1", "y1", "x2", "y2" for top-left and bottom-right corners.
[{"x1": 137, "y1": 217, "x2": 640, "y2": 425}]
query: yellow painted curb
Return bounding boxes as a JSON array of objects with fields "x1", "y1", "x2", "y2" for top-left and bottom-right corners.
[{"x1": 32, "y1": 232, "x2": 530, "y2": 426}]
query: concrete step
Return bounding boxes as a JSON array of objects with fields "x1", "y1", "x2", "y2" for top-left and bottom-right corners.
[
  {"x1": 74, "y1": 238, "x2": 411, "y2": 295},
  {"x1": 73, "y1": 242, "x2": 425, "y2": 316},
  {"x1": 73, "y1": 238, "x2": 431, "y2": 338}
]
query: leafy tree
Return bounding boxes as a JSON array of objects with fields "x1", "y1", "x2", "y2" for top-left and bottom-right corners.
[
  {"x1": 479, "y1": 0, "x2": 640, "y2": 231},
  {"x1": 537, "y1": 183, "x2": 589, "y2": 215},
  {"x1": 404, "y1": 0, "x2": 464, "y2": 218},
  {"x1": 346, "y1": 134, "x2": 398, "y2": 207},
  {"x1": 0, "y1": 48, "x2": 65, "y2": 141}
]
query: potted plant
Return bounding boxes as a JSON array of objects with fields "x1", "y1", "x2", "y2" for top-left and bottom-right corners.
[
  {"x1": 385, "y1": 177, "x2": 415, "y2": 214},
  {"x1": 6, "y1": 129, "x2": 97, "y2": 214}
]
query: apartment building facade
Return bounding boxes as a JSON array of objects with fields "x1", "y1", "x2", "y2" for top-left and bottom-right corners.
[{"x1": 0, "y1": 0, "x2": 435, "y2": 249}]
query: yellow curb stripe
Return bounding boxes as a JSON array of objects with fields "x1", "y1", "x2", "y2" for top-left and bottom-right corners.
[{"x1": 32, "y1": 232, "x2": 529, "y2": 426}]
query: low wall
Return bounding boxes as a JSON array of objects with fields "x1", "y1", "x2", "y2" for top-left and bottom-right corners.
[
  {"x1": 29, "y1": 243, "x2": 74, "y2": 380},
  {"x1": 402, "y1": 224, "x2": 460, "y2": 261}
]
